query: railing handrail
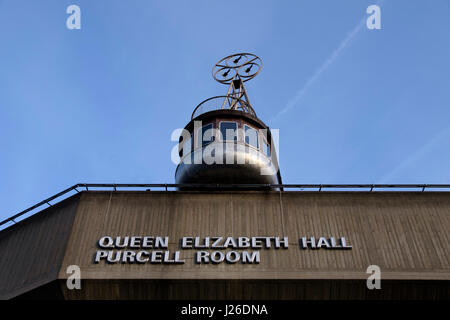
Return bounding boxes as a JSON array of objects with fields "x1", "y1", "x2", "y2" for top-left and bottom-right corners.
[
  {"x1": 191, "y1": 95, "x2": 256, "y2": 119},
  {"x1": 2, "y1": 183, "x2": 450, "y2": 229}
]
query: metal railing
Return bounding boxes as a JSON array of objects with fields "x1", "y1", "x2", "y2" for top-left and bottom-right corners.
[
  {"x1": 191, "y1": 96, "x2": 256, "y2": 119},
  {"x1": 1, "y1": 183, "x2": 450, "y2": 229}
]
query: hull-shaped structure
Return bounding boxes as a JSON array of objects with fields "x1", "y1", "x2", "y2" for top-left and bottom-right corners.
[
  {"x1": 174, "y1": 108, "x2": 282, "y2": 188},
  {"x1": 175, "y1": 141, "x2": 281, "y2": 185}
]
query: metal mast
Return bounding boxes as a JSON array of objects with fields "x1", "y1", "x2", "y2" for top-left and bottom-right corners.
[{"x1": 212, "y1": 53, "x2": 262, "y2": 116}]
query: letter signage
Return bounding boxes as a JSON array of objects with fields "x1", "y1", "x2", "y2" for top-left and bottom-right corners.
[{"x1": 93, "y1": 235, "x2": 352, "y2": 265}]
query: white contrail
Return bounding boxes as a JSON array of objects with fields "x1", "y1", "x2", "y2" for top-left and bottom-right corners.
[
  {"x1": 377, "y1": 126, "x2": 450, "y2": 183},
  {"x1": 273, "y1": 19, "x2": 365, "y2": 121},
  {"x1": 273, "y1": 1, "x2": 383, "y2": 121}
]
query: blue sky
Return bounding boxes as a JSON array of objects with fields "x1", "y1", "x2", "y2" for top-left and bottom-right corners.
[{"x1": 1, "y1": 0, "x2": 450, "y2": 223}]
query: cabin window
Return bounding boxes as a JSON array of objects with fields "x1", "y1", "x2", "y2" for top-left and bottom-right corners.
[
  {"x1": 244, "y1": 125, "x2": 259, "y2": 149},
  {"x1": 262, "y1": 138, "x2": 271, "y2": 157},
  {"x1": 219, "y1": 122, "x2": 238, "y2": 141},
  {"x1": 196, "y1": 123, "x2": 214, "y2": 148}
]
